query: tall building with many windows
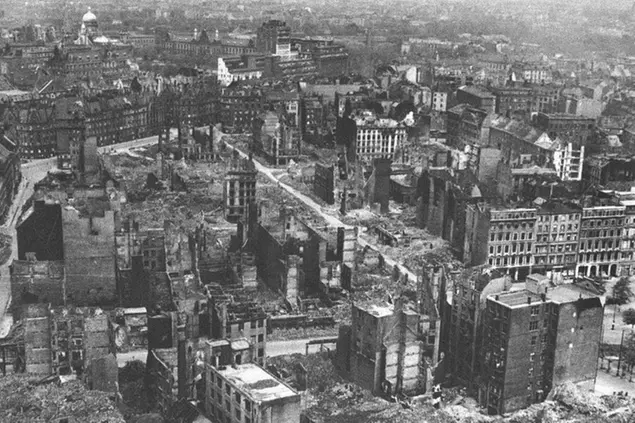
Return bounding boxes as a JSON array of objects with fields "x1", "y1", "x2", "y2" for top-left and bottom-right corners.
[
  {"x1": 479, "y1": 281, "x2": 602, "y2": 414},
  {"x1": 486, "y1": 208, "x2": 536, "y2": 281},
  {"x1": 577, "y1": 205, "x2": 625, "y2": 278},
  {"x1": 532, "y1": 202, "x2": 581, "y2": 280}
]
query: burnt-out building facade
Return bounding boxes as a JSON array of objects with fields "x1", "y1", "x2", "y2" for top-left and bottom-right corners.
[
  {"x1": 418, "y1": 168, "x2": 485, "y2": 264},
  {"x1": 479, "y1": 282, "x2": 603, "y2": 414},
  {"x1": 313, "y1": 162, "x2": 335, "y2": 204},
  {"x1": 584, "y1": 155, "x2": 635, "y2": 187},
  {"x1": 447, "y1": 269, "x2": 512, "y2": 389},
  {"x1": 21, "y1": 304, "x2": 115, "y2": 378},
  {"x1": 219, "y1": 88, "x2": 263, "y2": 134},
  {"x1": 341, "y1": 300, "x2": 426, "y2": 396},
  {"x1": 208, "y1": 295, "x2": 268, "y2": 367},
  {"x1": 223, "y1": 152, "x2": 257, "y2": 223}
]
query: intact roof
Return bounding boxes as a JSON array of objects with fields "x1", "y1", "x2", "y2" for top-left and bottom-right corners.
[
  {"x1": 458, "y1": 84, "x2": 495, "y2": 99},
  {"x1": 547, "y1": 284, "x2": 601, "y2": 304},
  {"x1": 217, "y1": 363, "x2": 298, "y2": 403},
  {"x1": 491, "y1": 289, "x2": 542, "y2": 307}
]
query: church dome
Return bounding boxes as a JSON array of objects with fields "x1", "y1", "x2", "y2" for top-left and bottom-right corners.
[{"x1": 82, "y1": 8, "x2": 97, "y2": 23}]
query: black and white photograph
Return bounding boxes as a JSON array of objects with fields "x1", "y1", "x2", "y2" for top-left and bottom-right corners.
[{"x1": 0, "y1": 0, "x2": 634, "y2": 421}]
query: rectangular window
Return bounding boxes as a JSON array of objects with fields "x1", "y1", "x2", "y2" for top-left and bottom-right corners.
[
  {"x1": 531, "y1": 306, "x2": 539, "y2": 316},
  {"x1": 531, "y1": 336, "x2": 537, "y2": 345},
  {"x1": 529, "y1": 321, "x2": 539, "y2": 331}
]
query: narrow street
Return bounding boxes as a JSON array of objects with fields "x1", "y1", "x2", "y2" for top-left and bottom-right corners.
[
  {"x1": 223, "y1": 141, "x2": 419, "y2": 282},
  {"x1": 0, "y1": 135, "x2": 162, "y2": 337}
]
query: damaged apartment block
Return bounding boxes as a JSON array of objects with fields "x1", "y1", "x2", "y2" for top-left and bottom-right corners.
[
  {"x1": 11, "y1": 129, "x2": 124, "y2": 309},
  {"x1": 244, "y1": 202, "x2": 357, "y2": 305},
  {"x1": 146, "y1": 283, "x2": 270, "y2": 416},
  {"x1": 446, "y1": 270, "x2": 604, "y2": 415},
  {"x1": 18, "y1": 303, "x2": 117, "y2": 392},
  {"x1": 223, "y1": 150, "x2": 257, "y2": 224},
  {"x1": 336, "y1": 298, "x2": 427, "y2": 397}
]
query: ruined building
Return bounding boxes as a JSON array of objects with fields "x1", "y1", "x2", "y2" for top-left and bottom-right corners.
[
  {"x1": 146, "y1": 284, "x2": 270, "y2": 417},
  {"x1": 446, "y1": 268, "x2": 513, "y2": 389},
  {"x1": 252, "y1": 111, "x2": 301, "y2": 165},
  {"x1": 223, "y1": 151, "x2": 257, "y2": 224},
  {"x1": 12, "y1": 197, "x2": 119, "y2": 309},
  {"x1": 337, "y1": 299, "x2": 427, "y2": 396},
  {"x1": 479, "y1": 280, "x2": 603, "y2": 414},
  {"x1": 204, "y1": 362, "x2": 301, "y2": 423},
  {"x1": 446, "y1": 272, "x2": 604, "y2": 415},
  {"x1": 19, "y1": 303, "x2": 116, "y2": 392}
]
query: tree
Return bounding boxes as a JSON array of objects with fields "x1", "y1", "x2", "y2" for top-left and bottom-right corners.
[
  {"x1": 611, "y1": 277, "x2": 634, "y2": 305},
  {"x1": 623, "y1": 308, "x2": 635, "y2": 328}
]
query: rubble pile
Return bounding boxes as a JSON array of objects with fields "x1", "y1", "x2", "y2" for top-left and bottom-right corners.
[
  {"x1": 436, "y1": 382, "x2": 635, "y2": 423},
  {"x1": 0, "y1": 230, "x2": 13, "y2": 265},
  {"x1": 0, "y1": 374, "x2": 125, "y2": 423}
]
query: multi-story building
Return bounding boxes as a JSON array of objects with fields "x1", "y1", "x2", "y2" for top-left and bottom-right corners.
[
  {"x1": 447, "y1": 268, "x2": 512, "y2": 389},
  {"x1": 223, "y1": 152, "x2": 257, "y2": 224},
  {"x1": 256, "y1": 20, "x2": 291, "y2": 56},
  {"x1": 220, "y1": 88, "x2": 263, "y2": 134},
  {"x1": 447, "y1": 104, "x2": 489, "y2": 147},
  {"x1": 354, "y1": 112, "x2": 406, "y2": 165},
  {"x1": 0, "y1": 134, "x2": 21, "y2": 224},
  {"x1": 217, "y1": 55, "x2": 264, "y2": 87},
  {"x1": 553, "y1": 143, "x2": 584, "y2": 182},
  {"x1": 253, "y1": 111, "x2": 301, "y2": 166},
  {"x1": 583, "y1": 154, "x2": 635, "y2": 187},
  {"x1": 346, "y1": 300, "x2": 425, "y2": 396},
  {"x1": 311, "y1": 43, "x2": 349, "y2": 77},
  {"x1": 534, "y1": 113, "x2": 595, "y2": 147},
  {"x1": 456, "y1": 85, "x2": 496, "y2": 114},
  {"x1": 532, "y1": 202, "x2": 581, "y2": 280},
  {"x1": 4, "y1": 102, "x2": 57, "y2": 159},
  {"x1": 510, "y1": 62, "x2": 552, "y2": 84},
  {"x1": 262, "y1": 54, "x2": 318, "y2": 80},
  {"x1": 613, "y1": 190, "x2": 635, "y2": 276},
  {"x1": 432, "y1": 91, "x2": 448, "y2": 112},
  {"x1": 265, "y1": 91, "x2": 300, "y2": 127},
  {"x1": 531, "y1": 85, "x2": 561, "y2": 114},
  {"x1": 21, "y1": 304, "x2": 114, "y2": 378},
  {"x1": 577, "y1": 205, "x2": 625, "y2": 278},
  {"x1": 479, "y1": 281, "x2": 603, "y2": 414},
  {"x1": 204, "y1": 363, "x2": 300, "y2": 423},
  {"x1": 209, "y1": 297, "x2": 268, "y2": 366},
  {"x1": 301, "y1": 95, "x2": 325, "y2": 143},
  {"x1": 492, "y1": 87, "x2": 533, "y2": 116},
  {"x1": 486, "y1": 208, "x2": 537, "y2": 281}
]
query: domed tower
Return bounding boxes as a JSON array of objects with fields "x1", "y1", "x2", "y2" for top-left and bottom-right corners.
[{"x1": 82, "y1": 7, "x2": 98, "y2": 36}]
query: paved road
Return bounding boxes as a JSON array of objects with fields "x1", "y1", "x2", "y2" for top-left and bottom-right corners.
[
  {"x1": 223, "y1": 141, "x2": 418, "y2": 282},
  {"x1": 0, "y1": 135, "x2": 162, "y2": 336}
]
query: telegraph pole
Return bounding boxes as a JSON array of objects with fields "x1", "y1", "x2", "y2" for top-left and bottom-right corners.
[{"x1": 617, "y1": 329, "x2": 625, "y2": 377}]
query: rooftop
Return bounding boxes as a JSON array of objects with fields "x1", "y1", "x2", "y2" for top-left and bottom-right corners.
[
  {"x1": 458, "y1": 85, "x2": 495, "y2": 99},
  {"x1": 216, "y1": 363, "x2": 298, "y2": 403},
  {"x1": 547, "y1": 284, "x2": 602, "y2": 304},
  {"x1": 491, "y1": 290, "x2": 543, "y2": 307}
]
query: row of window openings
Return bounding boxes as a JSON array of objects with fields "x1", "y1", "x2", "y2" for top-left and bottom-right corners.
[
  {"x1": 490, "y1": 232, "x2": 533, "y2": 242},
  {"x1": 536, "y1": 224, "x2": 579, "y2": 233},
  {"x1": 488, "y1": 256, "x2": 532, "y2": 267},
  {"x1": 579, "y1": 252, "x2": 620, "y2": 263},
  {"x1": 490, "y1": 243, "x2": 532, "y2": 255}
]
